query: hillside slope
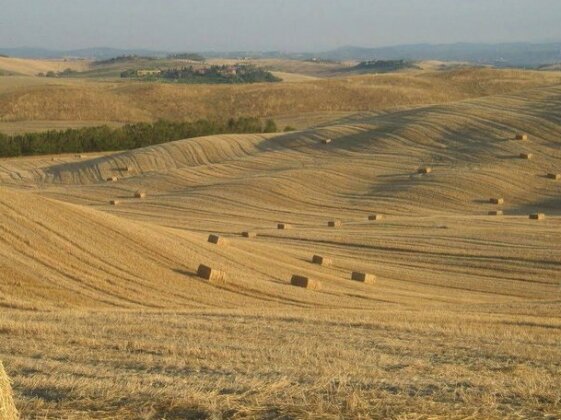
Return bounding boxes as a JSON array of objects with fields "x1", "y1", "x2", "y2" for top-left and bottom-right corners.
[
  {"x1": 0, "y1": 56, "x2": 90, "y2": 76},
  {"x1": 1, "y1": 81, "x2": 561, "y2": 419},
  {"x1": 0, "y1": 83, "x2": 560, "y2": 311},
  {"x1": 2, "y1": 68, "x2": 561, "y2": 124}
]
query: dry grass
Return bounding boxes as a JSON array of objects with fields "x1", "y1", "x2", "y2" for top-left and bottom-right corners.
[
  {"x1": 0, "y1": 56, "x2": 90, "y2": 76},
  {"x1": 1, "y1": 67, "x2": 561, "y2": 128},
  {"x1": 0, "y1": 69, "x2": 561, "y2": 418},
  {"x1": 1, "y1": 308, "x2": 560, "y2": 419},
  {"x1": 0, "y1": 120, "x2": 124, "y2": 135},
  {"x1": 0, "y1": 361, "x2": 18, "y2": 420}
]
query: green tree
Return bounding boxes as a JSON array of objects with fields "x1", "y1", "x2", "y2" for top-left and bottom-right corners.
[{"x1": 263, "y1": 119, "x2": 278, "y2": 133}]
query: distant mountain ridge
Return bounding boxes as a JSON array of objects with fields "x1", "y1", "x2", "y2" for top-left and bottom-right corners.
[
  {"x1": 318, "y1": 42, "x2": 561, "y2": 67},
  {"x1": 1, "y1": 42, "x2": 560, "y2": 67},
  {"x1": 0, "y1": 47, "x2": 169, "y2": 59}
]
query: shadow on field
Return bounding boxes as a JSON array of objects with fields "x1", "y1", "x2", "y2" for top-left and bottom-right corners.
[
  {"x1": 21, "y1": 386, "x2": 69, "y2": 403},
  {"x1": 172, "y1": 268, "x2": 198, "y2": 278},
  {"x1": 141, "y1": 405, "x2": 210, "y2": 420}
]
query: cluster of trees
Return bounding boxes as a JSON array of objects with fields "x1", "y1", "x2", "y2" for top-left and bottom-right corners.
[
  {"x1": 93, "y1": 55, "x2": 157, "y2": 66},
  {"x1": 122, "y1": 64, "x2": 281, "y2": 84},
  {"x1": 304, "y1": 58, "x2": 340, "y2": 64},
  {"x1": 37, "y1": 68, "x2": 79, "y2": 78},
  {"x1": 167, "y1": 53, "x2": 205, "y2": 61},
  {"x1": 0, "y1": 117, "x2": 278, "y2": 157},
  {"x1": 353, "y1": 60, "x2": 418, "y2": 73}
]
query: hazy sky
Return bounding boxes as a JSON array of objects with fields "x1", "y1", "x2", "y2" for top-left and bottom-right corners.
[{"x1": 1, "y1": 0, "x2": 561, "y2": 51}]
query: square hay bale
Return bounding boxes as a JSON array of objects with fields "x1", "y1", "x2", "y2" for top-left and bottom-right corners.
[
  {"x1": 312, "y1": 255, "x2": 333, "y2": 266},
  {"x1": 291, "y1": 275, "x2": 321, "y2": 290},
  {"x1": 488, "y1": 210, "x2": 503, "y2": 216},
  {"x1": 529, "y1": 213, "x2": 545, "y2": 220},
  {"x1": 277, "y1": 223, "x2": 291, "y2": 230},
  {"x1": 197, "y1": 264, "x2": 226, "y2": 285},
  {"x1": 242, "y1": 231, "x2": 257, "y2": 238},
  {"x1": 368, "y1": 214, "x2": 383, "y2": 221},
  {"x1": 125, "y1": 166, "x2": 132, "y2": 172},
  {"x1": 418, "y1": 167, "x2": 432, "y2": 174},
  {"x1": 327, "y1": 220, "x2": 342, "y2": 228},
  {"x1": 208, "y1": 234, "x2": 227, "y2": 246},
  {"x1": 107, "y1": 176, "x2": 118, "y2": 182},
  {"x1": 322, "y1": 138, "x2": 332, "y2": 144},
  {"x1": 515, "y1": 134, "x2": 528, "y2": 141},
  {"x1": 489, "y1": 198, "x2": 504, "y2": 205},
  {"x1": 519, "y1": 153, "x2": 533, "y2": 160},
  {"x1": 134, "y1": 191, "x2": 146, "y2": 199},
  {"x1": 546, "y1": 173, "x2": 560, "y2": 180},
  {"x1": 351, "y1": 271, "x2": 376, "y2": 284},
  {"x1": 0, "y1": 361, "x2": 18, "y2": 420},
  {"x1": 109, "y1": 200, "x2": 120, "y2": 206}
]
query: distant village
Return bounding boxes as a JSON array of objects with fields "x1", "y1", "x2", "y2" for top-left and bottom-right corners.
[{"x1": 121, "y1": 64, "x2": 281, "y2": 84}]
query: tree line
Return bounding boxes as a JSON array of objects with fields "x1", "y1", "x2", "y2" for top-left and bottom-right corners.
[
  {"x1": 0, "y1": 117, "x2": 278, "y2": 158},
  {"x1": 122, "y1": 65, "x2": 281, "y2": 84},
  {"x1": 352, "y1": 60, "x2": 418, "y2": 72}
]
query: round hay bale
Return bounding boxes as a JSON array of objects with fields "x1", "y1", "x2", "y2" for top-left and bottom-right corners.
[{"x1": 0, "y1": 361, "x2": 19, "y2": 420}]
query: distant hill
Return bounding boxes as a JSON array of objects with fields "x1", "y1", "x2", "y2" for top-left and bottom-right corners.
[
  {"x1": 538, "y1": 62, "x2": 561, "y2": 71},
  {"x1": 318, "y1": 43, "x2": 561, "y2": 68},
  {"x1": 1, "y1": 42, "x2": 561, "y2": 67},
  {"x1": 0, "y1": 47, "x2": 168, "y2": 60},
  {"x1": 92, "y1": 54, "x2": 159, "y2": 66}
]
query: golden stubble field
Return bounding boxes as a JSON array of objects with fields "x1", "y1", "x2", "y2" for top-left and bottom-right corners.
[
  {"x1": 2, "y1": 61, "x2": 561, "y2": 132},
  {"x1": 0, "y1": 63, "x2": 560, "y2": 418}
]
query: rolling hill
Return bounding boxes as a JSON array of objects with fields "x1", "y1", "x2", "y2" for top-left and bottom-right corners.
[
  {"x1": 0, "y1": 56, "x2": 90, "y2": 76},
  {"x1": 0, "y1": 71, "x2": 560, "y2": 418},
  {"x1": 1, "y1": 67, "x2": 561, "y2": 134}
]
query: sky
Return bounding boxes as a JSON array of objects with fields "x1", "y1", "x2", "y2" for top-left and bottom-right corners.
[{"x1": 1, "y1": 0, "x2": 561, "y2": 52}]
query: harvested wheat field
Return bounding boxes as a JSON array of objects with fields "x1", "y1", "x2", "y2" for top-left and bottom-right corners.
[
  {"x1": 0, "y1": 74, "x2": 561, "y2": 418},
  {"x1": 2, "y1": 67, "x2": 561, "y2": 131}
]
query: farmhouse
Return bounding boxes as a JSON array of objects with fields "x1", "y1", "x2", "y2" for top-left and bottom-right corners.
[{"x1": 136, "y1": 69, "x2": 162, "y2": 77}]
